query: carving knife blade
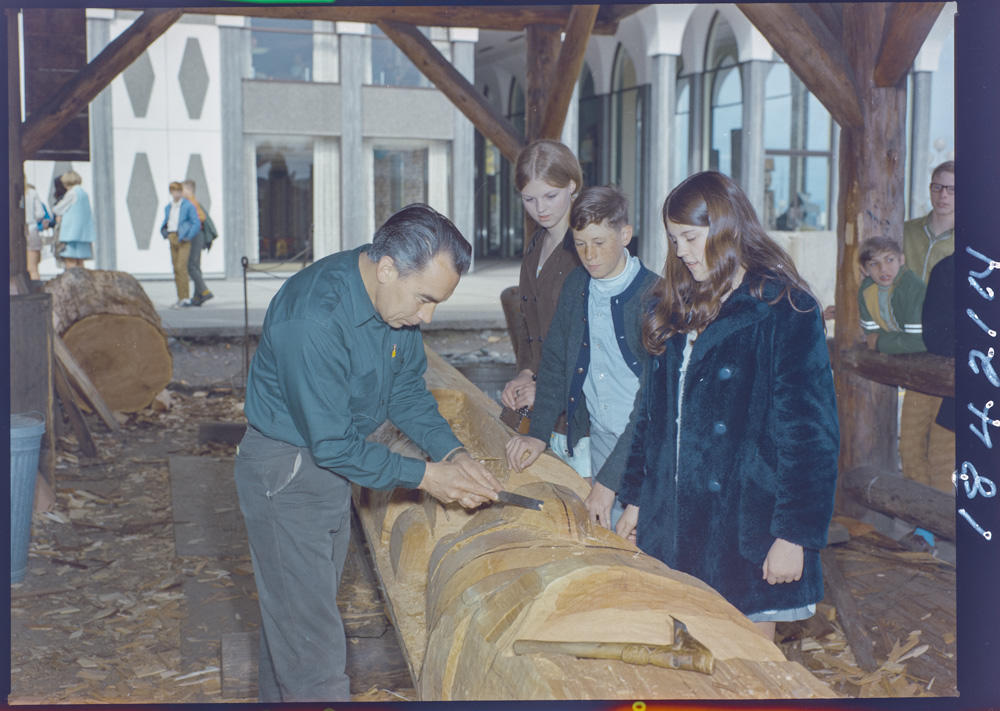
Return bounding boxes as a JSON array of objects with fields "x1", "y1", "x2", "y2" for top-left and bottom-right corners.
[{"x1": 496, "y1": 490, "x2": 544, "y2": 510}]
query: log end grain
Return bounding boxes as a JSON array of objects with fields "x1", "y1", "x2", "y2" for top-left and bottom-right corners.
[{"x1": 62, "y1": 314, "x2": 172, "y2": 412}]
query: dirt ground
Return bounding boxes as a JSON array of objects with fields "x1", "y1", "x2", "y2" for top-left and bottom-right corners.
[
  {"x1": 8, "y1": 332, "x2": 954, "y2": 703},
  {"x1": 8, "y1": 330, "x2": 513, "y2": 704}
]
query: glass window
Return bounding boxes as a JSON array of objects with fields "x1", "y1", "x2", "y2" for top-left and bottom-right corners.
[
  {"x1": 710, "y1": 65, "x2": 742, "y2": 178},
  {"x1": 705, "y1": 13, "x2": 742, "y2": 181},
  {"x1": 250, "y1": 18, "x2": 314, "y2": 82},
  {"x1": 256, "y1": 139, "x2": 313, "y2": 262},
  {"x1": 578, "y1": 63, "x2": 605, "y2": 190},
  {"x1": 611, "y1": 46, "x2": 646, "y2": 250},
  {"x1": 763, "y1": 64, "x2": 833, "y2": 230},
  {"x1": 370, "y1": 25, "x2": 432, "y2": 88},
  {"x1": 475, "y1": 134, "x2": 505, "y2": 258},
  {"x1": 373, "y1": 147, "x2": 428, "y2": 229},
  {"x1": 674, "y1": 77, "x2": 690, "y2": 184}
]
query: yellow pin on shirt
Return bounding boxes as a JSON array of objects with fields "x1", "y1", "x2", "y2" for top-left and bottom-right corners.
[{"x1": 391, "y1": 343, "x2": 397, "y2": 358}]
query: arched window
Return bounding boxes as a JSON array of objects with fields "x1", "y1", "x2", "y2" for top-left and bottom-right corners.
[
  {"x1": 578, "y1": 63, "x2": 604, "y2": 189},
  {"x1": 705, "y1": 14, "x2": 742, "y2": 180},
  {"x1": 763, "y1": 63, "x2": 833, "y2": 230},
  {"x1": 610, "y1": 45, "x2": 647, "y2": 250},
  {"x1": 506, "y1": 78, "x2": 527, "y2": 254}
]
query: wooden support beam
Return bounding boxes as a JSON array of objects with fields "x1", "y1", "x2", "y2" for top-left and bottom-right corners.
[
  {"x1": 832, "y1": 3, "x2": 906, "y2": 475},
  {"x1": 376, "y1": 19, "x2": 524, "y2": 164},
  {"x1": 538, "y1": 5, "x2": 599, "y2": 141},
  {"x1": 525, "y1": 23, "x2": 562, "y2": 141},
  {"x1": 8, "y1": 9, "x2": 28, "y2": 287},
  {"x1": 807, "y1": 3, "x2": 844, "y2": 40},
  {"x1": 838, "y1": 345, "x2": 954, "y2": 398},
  {"x1": 21, "y1": 8, "x2": 182, "y2": 158},
  {"x1": 840, "y1": 466, "x2": 956, "y2": 541},
  {"x1": 53, "y1": 334, "x2": 121, "y2": 433},
  {"x1": 874, "y1": 2, "x2": 946, "y2": 87},
  {"x1": 183, "y1": 5, "x2": 629, "y2": 35},
  {"x1": 738, "y1": 3, "x2": 863, "y2": 129}
]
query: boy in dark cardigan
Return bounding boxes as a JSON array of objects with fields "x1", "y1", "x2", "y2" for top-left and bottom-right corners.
[{"x1": 505, "y1": 186, "x2": 658, "y2": 529}]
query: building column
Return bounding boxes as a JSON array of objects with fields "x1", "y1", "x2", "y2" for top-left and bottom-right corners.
[
  {"x1": 688, "y1": 72, "x2": 705, "y2": 175},
  {"x1": 313, "y1": 138, "x2": 340, "y2": 258},
  {"x1": 87, "y1": 13, "x2": 115, "y2": 270},
  {"x1": 219, "y1": 19, "x2": 247, "y2": 277},
  {"x1": 908, "y1": 70, "x2": 932, "y2": 219},
  {"x1": 339, "y1": 23, "x2": 366, "y2": 249},
  {"x1": 644, "y1": 52, "x2": 677, "y2": 275},
  {"x1": 741, "y1": 60, "x2": 768, "y2": 215},
  {"x1": 450, "y1": 29, "x2": 476, "y2": 267}
]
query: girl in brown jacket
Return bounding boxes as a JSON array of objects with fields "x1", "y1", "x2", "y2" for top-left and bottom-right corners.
[{"x1": 501, "y1": 140, "x2": 583, "y2": 420}]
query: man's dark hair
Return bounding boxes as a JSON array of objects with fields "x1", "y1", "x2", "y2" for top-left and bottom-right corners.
[
  {"x1": 570, "y1": 185, "x2": 630, "y2": 231},
  {"x1": 369, "y1": 203, "x2": 471, "y2": 276}
]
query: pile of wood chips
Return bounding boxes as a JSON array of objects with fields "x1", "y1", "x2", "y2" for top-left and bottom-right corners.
[
  {"x1": 10, "y1": 388, "x2": 248, "y2": 704},
  {"x1": 779, "y1": 603, "x2": 942, "y2": 697},
  {"x1": 11, "y1": 379, "x2": 953, "y2": 703}
]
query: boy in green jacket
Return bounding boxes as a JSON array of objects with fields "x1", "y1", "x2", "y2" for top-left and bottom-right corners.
[
  {"x1": 857, "y1": 236, "x2": 927, "y2": 354},
  {"x1": 856, "y1": 236, "x2": 953, "y2": 491}
]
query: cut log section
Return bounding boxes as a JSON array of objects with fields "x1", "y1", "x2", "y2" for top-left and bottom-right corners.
[
  {"x1": 43, "y1": 269, "x2": 173, "y2": 412},
  {"x1": 352, "y1": 348, "x2": 837, "y2": 700}
]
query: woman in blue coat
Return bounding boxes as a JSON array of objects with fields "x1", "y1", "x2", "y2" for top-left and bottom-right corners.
[
  {"x1": 52, "y1": 170, "x2": 96, "y2": 270},
  {"x1": 616, "y1": 171, "x2": 839, "y2": 640}
]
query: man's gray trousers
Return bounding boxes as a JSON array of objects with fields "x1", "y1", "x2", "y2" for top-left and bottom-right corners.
[{"x1": 234, "y1": 425, "x2": 353, "y2": 702}]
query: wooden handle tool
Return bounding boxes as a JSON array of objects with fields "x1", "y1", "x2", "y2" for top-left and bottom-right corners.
[{"x1": 513, "y1": 617, "x2": 714, "y2": 675}]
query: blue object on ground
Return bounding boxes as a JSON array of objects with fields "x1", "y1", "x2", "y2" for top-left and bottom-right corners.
[
  {"x1": 10, "y1": 412, "x2": 45, "y2": 583},
  {"x1": 913, "y1": 527, "x2": 936, "y2": 548}
]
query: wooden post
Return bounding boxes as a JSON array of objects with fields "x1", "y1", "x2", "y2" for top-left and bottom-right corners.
[
  {"x1": 834, "y1": 3, "x2": 907, "y2": 475},
  {"x1": 7, "y1": 8, "x2": 28, "y2": 289},
  {"x1": 10, "y1": 293, "x2": 58, "y2": 489},
  {"x1": 538, "y1": 5, "x2": 598, "y2": 140},
  {"x1": 524, "y1": 24, "x2": 561, "y2": 142}
]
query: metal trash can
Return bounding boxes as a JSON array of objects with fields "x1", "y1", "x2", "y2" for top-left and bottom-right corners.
[{"x1": 10, "y1": 412, "x2": 45, "y2": 583}]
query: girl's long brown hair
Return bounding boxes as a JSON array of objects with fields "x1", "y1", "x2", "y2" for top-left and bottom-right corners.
[{"x1": 642, "y1": 171, "x2": 817, "y2": 355}]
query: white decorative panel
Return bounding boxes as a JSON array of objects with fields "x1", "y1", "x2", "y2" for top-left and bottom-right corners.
[{"x1": 109, "y1": 19, "x2": 224, "y2": 277}]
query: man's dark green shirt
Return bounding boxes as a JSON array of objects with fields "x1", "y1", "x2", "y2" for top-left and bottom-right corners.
[{"x1": 244, "y1": 245, "x2": 462, "y2": 489}]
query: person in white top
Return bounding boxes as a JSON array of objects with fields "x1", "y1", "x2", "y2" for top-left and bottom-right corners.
[{"x1": 23, "y1": 181, "x2": 47, "y2": 280}]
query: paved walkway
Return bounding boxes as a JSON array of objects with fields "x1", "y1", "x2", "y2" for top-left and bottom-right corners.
[{"x1": 141, "y1": 259, "x2": 520, "y2": 337}]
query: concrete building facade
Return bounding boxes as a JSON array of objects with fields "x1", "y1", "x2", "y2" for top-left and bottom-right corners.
[{"x1": 25, "y1": 4, "x2": 956, "y2": 309}]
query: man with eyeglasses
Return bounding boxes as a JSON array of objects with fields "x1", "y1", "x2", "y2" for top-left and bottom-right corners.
[
  {"x1": 903, "y1": 160, "x2": 954, "y2": 283},
  {"x1": 899, "y1": 159, "x2": 955, "y2": 496}
]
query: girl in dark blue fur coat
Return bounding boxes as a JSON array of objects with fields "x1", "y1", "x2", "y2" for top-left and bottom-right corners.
[{"x1": 615, "y1": 171, "x2": 839, "y2": 640}]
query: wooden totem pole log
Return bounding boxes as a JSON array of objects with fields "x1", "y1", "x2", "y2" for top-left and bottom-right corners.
[
  {"x1": 352, "y1": 349, "x2": 836, "y2": 700},
  {"x1": 44, "y1": 268, "x2": 172, "y2": 412}
]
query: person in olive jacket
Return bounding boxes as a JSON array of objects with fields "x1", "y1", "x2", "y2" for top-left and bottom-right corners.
[{"x1": 616, "y1": 172, "x2": 839, "y2": 640}]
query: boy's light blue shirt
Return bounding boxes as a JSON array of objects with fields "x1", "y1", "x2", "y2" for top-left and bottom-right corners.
[{"x1": 583, "y1": 253, "x2": 642, "y2": 437}]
